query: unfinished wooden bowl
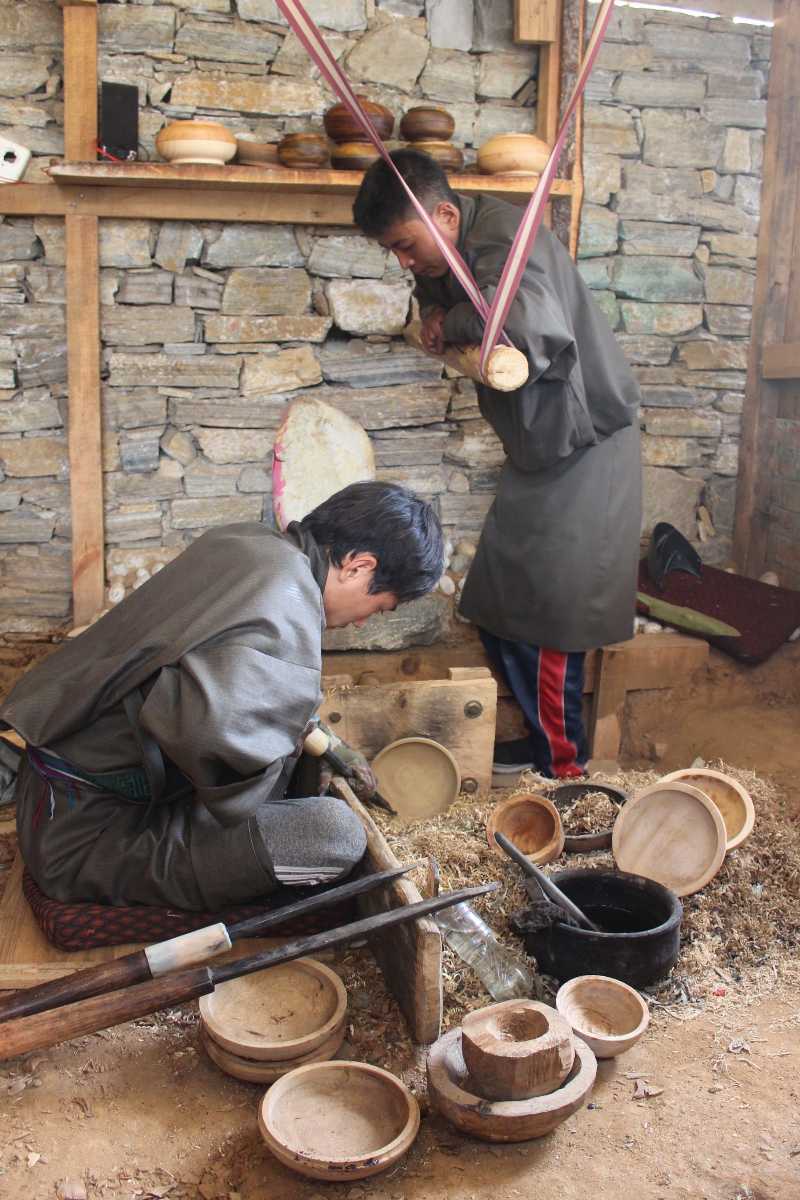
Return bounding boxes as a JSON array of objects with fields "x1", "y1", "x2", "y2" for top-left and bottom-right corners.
[
  {"x1": 200, "y1": 1023, "x2": 345, "y2": 1084},
  {"x1": 258, "y1": 1060, "x2": 420, "y2": 1181},
  {"x1": 556, "y1": 975, "x2": 649, "y2": 1059},
  {"x1": 659, "y1": 768, "x2": 755, "y2": 851},
  {"x1": 371, "y1": 736, "x2": 460, "y2": 824},
  {"x1": 477, "y1": 132, "x2": 550, "y2": 176},
  {"x1": 330, "y1": 141, "x2": 381, "y2": 172},
  {"x1": 461, "y1": 1000, "x2": 575, "y2": 1101},
  {"x1": 486, "y1": 793, "x2": 565, "y2": 866},
  {"x1": 236, "y1": 135, "x2": 280, "y2": 166},
  {"x1": 400, "y1": 106, "x2": 455, "y2": 142},
  {"x1": 612, "y1": 781, "x2": 727, "y2": 897},
  {"x1": 427, "y1": 1027, "x2": 596, "y2": 1142},
  {"x1": 405, "y1": 140, "x2": 464, "y2": 172},
  {"x1": 324, "y1": 97, "x2": 394, "y2": 142},
  {"x1": 155, "y1": 120, "x2": 237, "y2": 166},
  {"x1": 199, "y1": 957, "x2": 347, "y2": 1061},
  {"x1": 277, "y1": 133, "x2": 330, "y2": 169}
]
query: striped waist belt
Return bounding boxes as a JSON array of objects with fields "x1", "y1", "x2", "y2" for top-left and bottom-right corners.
[{"x1": 29, "y1": 747, "x2": 151, "y2": 801}]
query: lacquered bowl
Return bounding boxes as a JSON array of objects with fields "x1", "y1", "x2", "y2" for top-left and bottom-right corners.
[
  {"x1": 405, "y1": 140, "x2": 463, "y2": 172},
  {"x1": 400, "y1": 106, "x2": 455, "y2": 142},
  {"x1": 477, "y1": 132, "x2": 550, "y2": 176},
  {"x1": 155, "y1": 120, "x2": 237, "y2": 165},
  {"x1": 331, "y1": 141, "x2": 381, "y2": 172},
  {"x1": 324, "y1": 96, "x2": 394, "y2": 143},
  {"x1": 278, "y1": 132, "x2": 330, "y2": 169}
]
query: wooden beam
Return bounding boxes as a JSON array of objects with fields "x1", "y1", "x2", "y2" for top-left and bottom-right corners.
[
  {"x1": 515, "y1": 0, "x2": 560, "y2": 43},
  {"x1": 536, "y1": 0, "x2": 563, "y2": 146},
  {"x1": 762, "y1": 341, "x2": 800, "y2": 379}
]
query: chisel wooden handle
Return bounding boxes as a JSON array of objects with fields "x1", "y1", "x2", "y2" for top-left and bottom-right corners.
[{"x1": 0, "y1": 966, "x2": 215, "y2": 1061}]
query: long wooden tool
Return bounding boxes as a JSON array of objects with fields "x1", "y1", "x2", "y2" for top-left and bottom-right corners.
[
  {"x1": 493, "y1": 832, "x2": 600, "y2": 932},
  {"x1": 403, "y1": 320, "x2": 528, "y2": 392},
  {"x1": 0, "y1": 882, "x2": 496, "y2": 1060},
  {"x1": 303, "y1": 726, "x2": 396, "y2": 814},
  {"x1": 0, "y1": 864, "x2": 417, "y2": 1023}
]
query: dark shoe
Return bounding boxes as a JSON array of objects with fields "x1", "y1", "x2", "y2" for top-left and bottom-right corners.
[{"x1": 492, "y1": 737, "x2": 536, "y2": 773}]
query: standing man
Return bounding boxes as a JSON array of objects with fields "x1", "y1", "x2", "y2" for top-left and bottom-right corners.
[{"x1": 354, "y1": 151, "x2": 641, "y2": 778}]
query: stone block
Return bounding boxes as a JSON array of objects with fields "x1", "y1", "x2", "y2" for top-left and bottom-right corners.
[
  {"x1": 734, "y1": 175, "x2": 761, "y2": 218},
  {"x1": 222, "y1": 268, "x2": 311, "y2": 316},
  {"x1": 616, "y1": 335, "x2": 673, "y2": 366},
  {"x1": 642, "y1": 110, "x2": 725, "y2": 170},
  {"x1": 585, "y1": 106, "x2": 639, "y2": 156},
  {"x1": 706, "y1": 69, "x2": 765, "y2": 100},
  {"x1": 593, "y1": 290, "x2": 621, "y2": 329},
  {"x1": 578, "y1": 258, "x2": 612, "y2": 290},
  {"x1": 612, "y1": 257, "x2": 703, "y2": 303},
  {"x1": 154, "y1": 224, "x2": 204, "y2": 274},
  {"x1": 615, "y1": 72, "x2": 706, "y2": 109},
  {"x1": 640, "y1": 384, "x2": 701, "y2": 408},
  {"x1": 0, "y1": 53, "x2": 51, "y2": 99},
  {"x1": 595, "y1": 42, "x2": 653, "y2": 71},
  {"x1": 701, "y1": 98, "x2": 767, "y2": 131},
  {"x1": 17, "y1": 338, "x2": 67, "y2": 388},
  {"x1": 204, "y1": 226, "x2": 303, "y2": 270},
  {"x1": 715, "y1": 392, "x2": 745, "y2": 415},
  {"x1": 272, "y1": 29, "x2": 351, "y2": 79},
  {"x1": 205, "y1": 314, "x2": 331, "y2": 344},
  {"x1": 711, "y1": 441, "x2": 739, "y2": 476},
  {"x1": 472, "y1": 0, "x2": 515, "y2": 50},
  {"x1": 194, "y1": 427, "x2": 274, "y2": 465},
  {"x1": 371, "y1": 429, "x2": 450, "y2": 467},
  {"x1": 183, "y1": 461, "x2": 244, "y2": 497},
  {"x1": 119, "y1": 427, "x2": 163, "y2": 474},
  {"x1": 175, "y1": 275, "x2": 224, "y2": 310},
  {"x1": 169, "y1": 495, "x2": 263, "y2": 529},
  {"x1": 160, "y1": 428, "x2": 196, "y2": 466},
  {"x1": 0, "y1": 303, "x2": 64, "y2": 339},
  {"x1": 622, "y1": 162, "x2": 702, "y2": 198},
  {"x1": 319, "y1": 384, "x2": 450, "y2": 430},
  {"x1": 419, "y1": 49, "x2": 476, "y2": 103},
  {"x1": 169, "y1": 395, "x2": 286, "y2": 428},
  {"x1": 473, "y1": 105, "x2": 537, "y2": 145},
  {"x1": 578, "y1": 206, "x2": 619, "y2": 258},
  {"x1": 105, "y1": 464, "x2": 184, "y2": 503},
  {"x1": 706, "y1": 476, "x2": 737, "y2": 531},
  {"x1": 378, "y1": 464, "x2": 448, "y2": 495},
  {"x1": 678, "y1": 341, "x2": 749, "y2": 371},
  {"x1": 238, "y1": 0, "x2": 366, "y2": 31},
  {"x1": 175, "y1": 17, "x2": 279, "y2": 62},
  {"x1": 0, "y1": 221, "x2": 40, "y2": 263},
  {"x1": 619, "y1": 221, "x2": 700, "y2": 257},
  {"x1": 426, "y1": 0, "x2": 472, "y2": 51},
  {"x1": 704, "y1": 232, "x2": 757, "y2": 261},
  {"x1": 439, "y1": 493, "x2": 493, "y2": 528},
  {"x1": 326, "y1": 279, "x2": 412, "y2": 335},
  {"x1": 477, "y1": 49, "x2": 534, "y2": 99},
  {"x1": 444, "y1": 420, "x2": 506, "y2": 469},
  {"x1": 584, "y1": 69, "x2": 616, "y2": 104},
  {"x1": 0, "y1": 391, "x2": 61, "y2": 433},
  {"x1": 704, "y1": 267, "x2": 755, "y2": 306},
  {"x1": 642, "y1": 408, "x2": 721, "y2": 438},
  {"x1": 99, "y1": 220, "x2": 154, "y2": 270},
  {"x1": 108, "y1": 352, "x2": 242, "y2": 389},
  {"x1": 644, "y1": 26, "x2": 750, "y2": 70},
  {"x1": 238, "y1": 464, "x2": 272, "y2": 493},
  {"x1": 117, "y1": 270, "x2": 174, "y2": 306},
  {"x1": 104, "y1": 389, "x2": 168, "y2": 430},
  {"x1": 105, "y1": 504, "x2": 164, "y2": 544},
  {"x1": 641, "y1": 465, "x2": 702, "y2": 538},
  {"x1": 170, "y1": 73, "x2": 326, "y2": 116},
  {"x1": 0, "y1": 505, "x2": 55, "y2": 543},
  {"x1": 583, "y1": 154, "x2": 621, "y2": 205},
  {"x1": 0, "y1": 4, "x2": 62, "y2": 50},
  {"x1": 98, "y1": 5, "x2": 175, "y2": 51},
  {"x1": 346, "y1": 24, "x2": 428, "y2": 91},
  {"x1": 307, "y1": 236, "x2": 386, "y2": 279},
  {"x1": 720, "y1": 128, "x2": 752, "y2": 175},
  {"x1": 240, "y1": 346, "x2": 322, "y2": 395},
  {"x1": 319, "y1": 343, "x2": 443, "y2": 388},
  {"x1": 0, "y1": 435, "x2": 66, "y2": 478},
  {"x1": 676, "y1": 369, "x2": 746, "y2": 391},
  {"x1": 641, "y1": 435, "x2": 703, "y2": 468},
  {"x1": 101, "y1": 305, "x2": 196, "y2": 347}
]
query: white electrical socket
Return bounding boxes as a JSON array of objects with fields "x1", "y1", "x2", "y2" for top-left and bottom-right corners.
[{"x1": 0, "y1": 135, "x2": 32, "y2": 184}]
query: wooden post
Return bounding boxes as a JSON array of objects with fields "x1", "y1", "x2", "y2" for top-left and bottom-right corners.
[
  {"x1": 63, "y1": 3, "x2": 105, "y2": 624},
  {"x1": 588, "y1": 645, "x2": 627, "y2": 762},
  {"x1": 514, "y1": 0, "x2": 560, "y2": 43}
]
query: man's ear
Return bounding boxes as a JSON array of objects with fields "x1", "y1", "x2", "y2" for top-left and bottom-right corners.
[
  {"x1": 433, "y1": 201, "x2": 460, "y2": 235},
  {"x1": 340, "y1": 550, "x2": 378, "y2": 580}
]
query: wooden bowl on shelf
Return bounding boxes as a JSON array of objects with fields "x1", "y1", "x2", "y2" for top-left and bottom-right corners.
[
  {"x1": 400, "y1": 106, "x2": 455, "y2": 142},
  {"x1": 659, "y1": 768, "x2": 755, "y2": 851},
  {"x1": 405, "y1": 140, "x2": 463, "y2": 172},
  {"x1": 486, "y1": 792, "x2": 565, "y2": 866},
  {"x1": 198, "y1": 957, "x2": 347, "y2": 1061},
  {"x1": 236, "y1": 134, "x2": 280, "y2": 166},
  {"x1": 155, "y1": 120, "x2": 237, "y2": 166},
  {"x1": 556, "y1": 974, "x2": 650, "y2": 1059},
  {"x1": 461, "y1": 1000, "x2": 575, "y2": 1101},
  {"x1": 330, "y1": 141, "x2": 381, "y2": 172},
  {"x1": 324, "y1": 96, "x2": 394, "y2": 143},
  {"x1": 258, "y1": 1060, "x2": 420, "y2": 1181},
  {"x1": 278, "y1": 132, "x2": 330, "y2": 169},
  {"x1": 477, "y1": 132, "x2": 550, "y2": 176}
]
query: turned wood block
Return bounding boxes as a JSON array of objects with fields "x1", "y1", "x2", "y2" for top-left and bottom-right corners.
[{"x1": 461, "y1": 1000, "x2": 575, "y2": 1101}]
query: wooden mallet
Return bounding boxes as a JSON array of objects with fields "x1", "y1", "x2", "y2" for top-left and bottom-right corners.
[{"x1": 403, "y1": 319, "x2": 529, "y2": 392}]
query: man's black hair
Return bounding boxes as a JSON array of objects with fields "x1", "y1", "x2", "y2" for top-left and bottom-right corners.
[
  {"x1": 353, "y1": 149, "x2": 457, "y2": 239},
  {"x1": 300, "y1": 480, "x2": 444, "y2": 603}
]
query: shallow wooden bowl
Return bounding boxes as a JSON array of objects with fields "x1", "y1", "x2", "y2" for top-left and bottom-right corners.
[
  {"x1": 324, "y1": 97, "x2": 394, "y2": 143},
  {"x1": 200, "y1": 1023, "x2": 344, "y2": 1084},
  {"x1": 258, "y1": 1060, "x2": 420, "y2": 1181},
  {"x1": 236, "y1": 135, "x2": 280, "y2": 166},
  {"x1": 461, "y1": 1000, "x2": 575, "y2": 1101},
  {"x1": 277, "y1": 133, "x2": 330, "y2": 169},
  {"x1": 405, "y1": 140, "x2": 463, "y2": 172},
  {"x1": 330, "y1": 141, "x2": 381, "y2": 172},
  {"x1": 556, "y1": 974, "x2": 649, "y2": 1059},
  {"x1": 371, "y1": 736, "x2": 460, "y2": 824},
  {"x1": 198, "y1": 957, "x2": 347, "y2": 1061},
  {"x1": 400, "y1": 106, "x2": 455, "y2": 142},
  {"x1": 477, "y1": 132, "x2": 550, "y2": 176},
  {"x1": 612, "y1": 781, "x2": 727, "y2": 897},
  {"x1": 155, "y1": 120, "x2": 237, "y2": 166},
  {"x1": 486, "y1": 792, "x2": 565, "y2": 865},
  {"x1": 427, "y1": 1027, "x2": 596, "y2": 1142},
  {"x1": 659, "y1": 768, "x2": 755, "y2": 851}
]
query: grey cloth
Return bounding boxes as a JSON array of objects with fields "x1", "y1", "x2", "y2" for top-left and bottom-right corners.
[{"x1": 415, "y1": 194, "x2": 642, "y2": 652}]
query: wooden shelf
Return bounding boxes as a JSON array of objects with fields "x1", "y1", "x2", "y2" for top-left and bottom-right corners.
[{"x1": 49, "y1": 161, "x2": 574, "y2": 200}]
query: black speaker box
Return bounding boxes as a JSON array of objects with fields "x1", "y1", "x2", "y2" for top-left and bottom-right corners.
[{"x1": 99, "y1": 81, "x2": 139, "y2": 161}]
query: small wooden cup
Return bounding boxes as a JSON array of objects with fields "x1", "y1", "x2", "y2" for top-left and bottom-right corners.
[
  {"x1": 556, "y1": 975, "x2": 649, "y2": 1059},
  {"x1": 278, "y1": 133, "x2": 330, "y2": 169},
  {"x1": 486, "y1": 792, "x2": 565, "y2": 865},
  {"x1": 461, "y1": 1000, "x2": 575, "y2": 1100}
]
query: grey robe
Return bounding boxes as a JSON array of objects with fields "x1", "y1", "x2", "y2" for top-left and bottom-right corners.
[{"x1": 416, "y1": 194, "x2": 642, "y2": 652}]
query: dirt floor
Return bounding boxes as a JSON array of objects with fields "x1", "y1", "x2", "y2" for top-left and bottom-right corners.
[{"x1": 0, "y1": 638, "x2": 799, "y2": 1200}]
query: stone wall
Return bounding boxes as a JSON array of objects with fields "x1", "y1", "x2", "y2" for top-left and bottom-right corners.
[{"x1": 0, "y1": 0, "x2": 771, "y2": 643}]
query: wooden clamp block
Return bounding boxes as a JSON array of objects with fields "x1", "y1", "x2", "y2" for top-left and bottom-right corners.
[{"x1": 462, "y1": 1000, "x2": 575, "y2": 1100}]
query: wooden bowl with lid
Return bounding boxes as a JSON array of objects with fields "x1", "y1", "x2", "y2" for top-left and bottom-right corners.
[
  {"x1": 405, "y1": 140, "x2": 464, "y2": 172},
  {"x1": 155, "y1": 120, "x2": 237, "y2": 166},
  {"x1": 278, "y1": 132, "x2": 330, "y2": 169},
  {"x1": 400, "y1": 106, "x2": 456, "y2": 142},
  {"x1": 330, "y1": 141, "x2": 381, "y2": 172},
  {"x1": 477, "y1": 132, "x2": 550, "y2": 176},
  {"x1": 324, "y1": 96, "x2": 394, "y2": 143}
]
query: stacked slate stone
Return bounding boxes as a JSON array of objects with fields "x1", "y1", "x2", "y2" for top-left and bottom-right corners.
[{"x1": 0, "y1": 0, "x2": 771, "y2": 635}]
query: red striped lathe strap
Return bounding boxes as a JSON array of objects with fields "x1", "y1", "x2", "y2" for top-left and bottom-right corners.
[{"x1": 478, "y1": 0, "x2": 616, "y2": 374}]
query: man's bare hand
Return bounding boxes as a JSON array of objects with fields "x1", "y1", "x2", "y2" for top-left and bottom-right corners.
[{"x1": 421, "y1": 308, "x2": 447, "y2": 356}]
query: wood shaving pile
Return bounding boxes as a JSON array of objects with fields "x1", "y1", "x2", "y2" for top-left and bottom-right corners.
[{"x1": 559, "y1": 789, "x2": 620, "y2": 834}]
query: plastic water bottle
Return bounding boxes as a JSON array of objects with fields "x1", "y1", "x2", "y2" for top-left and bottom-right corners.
[{"x1": 435, "y1": 901, "x2": 534, "y2": 1001}]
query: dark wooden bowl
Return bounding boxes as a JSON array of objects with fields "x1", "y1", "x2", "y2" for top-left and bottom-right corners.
[
  {"x1": 400, "y1": 106, "x2": 455, "y2": 142},
  {"x1": 405, "y1": 140, "x2": 463, "y2": 173},
  {"x1": 323, "y1": 97, "x2": 394, "y2": 143},
  {"x1": 330, "y1": 141, "x2": 381, "y2": 172},
  {"x1": 278, "y1": 133, "x2": 330, "y2": 169}
]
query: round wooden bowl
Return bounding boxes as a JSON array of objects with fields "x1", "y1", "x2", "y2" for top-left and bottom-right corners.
[
  {"x1": 659, "y1": 768, "x2": 755, "y2": 851},
  {"x1": 404, "y1": 140, "x2": 463, "y2": 173},
  {"x1": 324, "y1": 97, "x2": 394, "y2": 143},
  {"x1": 477, "y1": 132, "x2": 550, "y2": 176},
  {"x1": 371, "y1": 736, "x2": 460, "y2": 824},
  {"x1": 277, "y1": 133, "x2": 330, "y2": 169},
  {"x1": 236, "y1": 135, "x2": 280, "y2": 166},
  {"x1": 155, "y1": 120, "x2": 237, "y2": 166},
  {"x1": 556, "y1": 975, "x2": 650, "y2": 1059},
  {"x1": 330, "y1": 141, "x2": 381, "y2": 172},
  {"x1": 486, "y1": 793, "x2": 565, "y2": 866},
  {"x1": 198, "y1": 957, "x2": 347, "y2": 1061},
  {"x1": 461, "y1": 1000, "x2": 575, "y2": 1101},
  {"x1": 428, "y1": 1027, "x2": 596, "y2": 1142},
  {"x1": 258, "y1": 1060, "x2": 420, "y2": 1181},
  {"x1": 546, "y1": 782, "x2": 628, "y2": 852},
  {"x1": 612, "y1": 781, "x2": 727, "y2": 897},
  {"x1": 400, "y1": 106, "x2": 455, "y2": 142},
  {"x1": 200, "y1": 1023, "x2": 345, "y2": 1084}
]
